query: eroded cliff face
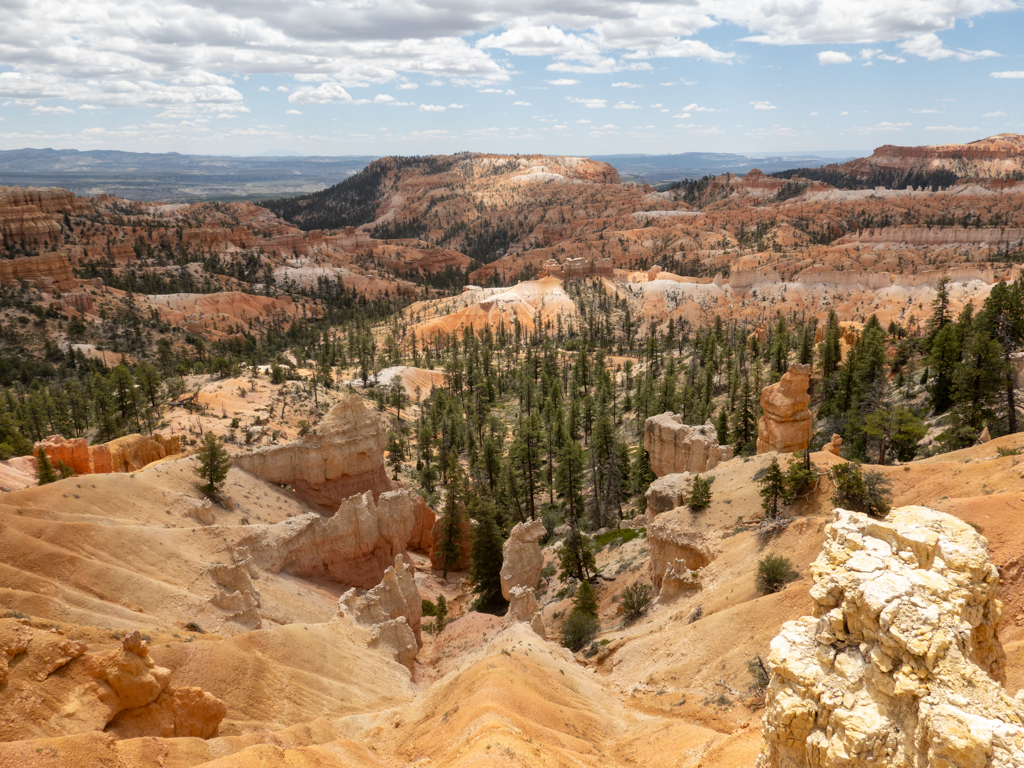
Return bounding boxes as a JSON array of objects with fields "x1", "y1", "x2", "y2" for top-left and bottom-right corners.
[
  {"x1": 759, "y1": 506, "x2": 1024, "y2": 768},
  {"x1": 644, "y1": 415, "x2": 732, "y2": 477},
  {"x1": 757, "y1": 363, "x2": 814, "y2": 455},
  {"x1": 233, "y1": 393, "x2": 392, "y2": 511},
  {"x1": 32, "y1": 433, "x2": 181, "y2": 476}
]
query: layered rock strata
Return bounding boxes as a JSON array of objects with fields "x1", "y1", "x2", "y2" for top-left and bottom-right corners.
[
  {"x1": 242, "y1": 489, "x2": 417, "y2": 590},
  {"x1": 644, "y1": 415, "x2": 732, "y2": 477},
  {"x1": 339, "y1": 555, "x2": 422, "y2": 671},
  {"x1": 757, "y1": 363, "x2": 814, "y2": 454},
  {"x1": 234, "y1": 394, "x2": 391, "y2": 511},
  {"x1": 33, "y1": 432, "x2": 180, "y2": 476},
  {"x1": 759, "y1": 506, "x2": 1024, "y2": 768},
  {"x1": 499, "y1": 519, "x2": 546, "y2": 600},
  {"x1": 647, "y1": 514, "x2": 714, "y2": 597},
  {"x1": 645, "y1": 473, "x2": 692, "y2": 518}
]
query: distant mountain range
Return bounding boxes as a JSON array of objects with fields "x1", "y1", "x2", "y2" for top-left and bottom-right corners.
[
  {"x1": 0, "y1": 148, "x2": 377, "y2": 201},
  {"x1": 592, "y1": 151, "x2": 864, "y2": 185}
]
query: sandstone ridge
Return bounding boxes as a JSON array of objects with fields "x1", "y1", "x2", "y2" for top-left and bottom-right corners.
[
  {"x1": 644, "y1": 414, "x2": 733, "y2": 477},
  {"x1": 759, "y1": 505, "x2": 1024, "y2": 767}
]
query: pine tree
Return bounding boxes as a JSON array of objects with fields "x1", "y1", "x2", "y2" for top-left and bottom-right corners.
[
  {"x1": 193, "y1": 433, "x2": 232, "y2": 494},
  {"x1": 573, "y1": 579, "x2": 598, "y2": 618},
  {"x1": 35, "y1": 446, "x2": 59, "y2": 485},
  {"x1": 758, "y1": 458, "x2": 791, "y2": 520},
  {"x1": 386, "y1": 431, "x2": 406, "y2": 480},
  {"x1": 437, "y1": 462, "x2": 466, "y2": 579},
  {"x1": 469, "y1": 497, "x2": 506, "y2": 613},
  {"x1": 688, "y1": 474, "x2": 712, "y2": 511},
  {"x1": 819, "y1": 309, "x2": 842, "y2": 378}
]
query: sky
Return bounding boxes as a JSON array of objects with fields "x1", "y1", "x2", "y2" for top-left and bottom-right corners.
[{"x1": 0, "y1": 0, "x2": 1022, "y2": 157}]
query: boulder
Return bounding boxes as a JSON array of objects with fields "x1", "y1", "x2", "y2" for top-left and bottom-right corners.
[
  {"x1": 0, "y1": 623, "x2": 224, "y2": 741},
  {"x1": 243, "y1": 489, "x2": 418, "y2": 590},
  {"x1": 647, "y1": 513, "x2": 714, "y2": 595},
  {"x1": 757, "y1": 363, "x2": 813, "y2": 454},
  {"x1": 339, "y1": 554, "x2": 423, "y2": 648},
  {"x1": 758, "y1": 506, "x2": 1022, "y2": 768},
  {"x1": 367, "y1": 617, "x2": 419, "y2": 673},
  {"x1": 234, "y1": 393, "x2": 392, "y2": 512},
  {"x1": 645, "y1": 473, "x2": 691, "y2": 518},
  {"x1": 644, "y1": 415, "x2": 732, "y2": 477},
  {"x1": 499, "y1": 519, "x2": 546, "y2": 600}
]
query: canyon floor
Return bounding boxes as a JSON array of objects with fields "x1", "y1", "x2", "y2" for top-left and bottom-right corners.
[{"x1": 3, "y1": 415, "x2": 1023, "y2": 768}]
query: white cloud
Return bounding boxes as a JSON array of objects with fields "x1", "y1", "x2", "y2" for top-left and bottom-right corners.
[
  {"x1": 514, "y1": 100, "x2": 532, "y2": 105},
  {"x1": 860, "y1": 48, "x2": 882, "y2": 60},
  {"x1": 546, "y1": 78, "x2": 580, "y2": 86},
  {"x1": 32, "y1": 105, "x2": 75, "y2": 114},
  {"x1": 374, "y1": 94, "x2": 395, "y2": 103},
  {"x1": 991, "y1": 71, "x2": 1024, "y2": 78},
  {"x1": 680, "y1": 79, "x2": 697, "y2": 85},
  {"x1": 925, "y1": 124, "x2": 981, "y2": 131},
  {"x1": 79, "y1": 104, "x2": 103, "y2": 110},
  {"x1": 909, "y1": 108, "x2": 941, "y2": 113},
  {"x1": 286, "y1": 109, "x2": 301, "y2": 114},
  {"x1": 682, "y1": 102, "x2": 717, "y2": 112},
  {"x1": 878, "y1": 54, "x2": 907, "y2": 63},
  {"x1": 818, "y1": 51, "x2": 853, "y2": 65},
  {"x1": 258, "y1": 86, "x2": 270, "y2": 92},
  {"x1": 289, "y1": 83, "x2": 352, "y2": 104},
  {"x1": 983, "y1": 110, "x2": 1006, "y2": 116},
  {"x1": 614, "y1": 101, "x2": 641, "y2": 109},
  {"x1": 612, "y1": 81, "x2": 642, "y2": 88},
  {"x1": 398, "y1": 82, "x2": 418, "y2": 90},
  {"x1": 276, "y1": 86, "x2": 290, "y2": 92},
  {"x1": 751, "y1": 100, "x2": 776, "y2": 110},
  {"x1": 899, "y1": 33, "x2": 999, "y2": 62},
  {"x1": 448, "y1": 103, "x2": 465, "y2": 108},
  {"x1": 839, "y1": 111, "x2": 849, "y2": 116},
  {"x1": 419, "y1": 104, "x2": 446, "y2": 112},
  {"x1": 809, "y1": 111, "x2": 819, "y2": 116},
  {"x1": 650, "y1": 103, "x2": 663, "y2": 108},
  {"x1": 576, "y1": 118, "x2": 591, "y2": 123},
  {"x1": 566, "y1": 96, "x2": 606, "y2": 108}
]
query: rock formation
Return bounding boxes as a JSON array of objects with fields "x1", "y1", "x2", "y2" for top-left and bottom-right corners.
[
  {"x1": 33, "y1": 432, "x2": 180, "y2": 476},
  {"x1": 822, "y1": 433, "x2": 843, "y2": 456},
  {"x1": 645, "y1": 473, "x2": 692, "y2": 518},
  {"x1": 644, "y1": 415, "x2": 733, "y2": 477},
  {"x1": 501, "y1": 586, "x2": 547, "y2": 638},
  {"x1": 647, "y1": 514, "x2": 714, "y2": 597},
  {"x1": 499, "y1": 518, "x2": 546, "y2": 600},
  {"x1": 757, "y1": 363, "x2": 813, "y2": 454},
  {"x1": 243, "y1": 489, "x2": 417, "y2": 590},
  {"x1": 759, "y1": 506, "x2": 1024, "y2": 768},
  {"x1": 339, "y1": 555, "x2": 422, "y2": 671},
  {"x1": 408, "y1": 494, "x2": 437, "y2": 553},
  {"x1": 234, "y1": 393, "x2": 392, "y2": 511},
  {"x1": 0, "y1": 253, "x2": 78, "y2": 291},
  {"x1": 0, "y1": 623, "x2": 225, "y2": 742}
]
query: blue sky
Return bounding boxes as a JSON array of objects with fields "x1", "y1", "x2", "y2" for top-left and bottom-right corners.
[{"x1": 0, "y1": 0, "x2": 1021, "y2": 156}]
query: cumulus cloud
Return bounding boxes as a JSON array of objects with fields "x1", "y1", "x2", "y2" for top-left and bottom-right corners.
[
  {"x1": 818, "y1": 51, "x2": 853, "y2": 64},
  {"x1": 398, "y1": 82, "x2": 419, "y2": 89},
  {"x1": 612, "y1": 82, "x2": 642, "y2": 88},
  {"x1": 909, "y1": 108, "x2": 941, "y2": 113},
  {"x1": 258, "y1": 86, "x2": 270, "y2": 92},
  {"x1": 286, "y1": 109, "x2": 301, "y2": 114},
  {"x1": 288, "y1": 83, "x2": 352, "y2": 105},
  {"x1": 925, "y1": 124, "x2": 981, "y2": 131},
  {"x1": 899, "y1": 33, "x2": 998, "y2": 61},
  {"x1": 546, "y1": 78, "x2": 579, "y2": 85},
  {"x1": 514, "y1": 100, "x2": 532, "y2": 105},
  {"x1": 983, "y1": 110, "x2": 1006, "y2": 116},
  {"x1": 681, "y1": 103, "x2": 717, "y2": 112},
  {"x1": 566, "y1": 96, "x2": 606, "y2": 108},
  {"x1": 991, "y1": 71, "x2": 1024, "y2": 78},
  {"x1": 614, "y1": 101, "x2": 641, "y2": 109},
  {"x1": 751, "y1": 100, "x2": 776, "y2": 110},
  {"x1": 419, "y1": 104, "x2": 446, "y2": 111},
  {"x1": 448, "y1": 103, "x2": 465, "y2": 108}
]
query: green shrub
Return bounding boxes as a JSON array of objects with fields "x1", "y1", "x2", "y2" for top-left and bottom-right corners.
[
  {"x1": 573, "y1": 580, "x2": 598, "y2": 618},
  {"x1": 747, "y1": 655, "x2": 770, "y2": 696},
  {"x1": 593, "y1": 527, "x2": 642, "y2": 549},
  {"x1": 688, "y1": 474, "x2": 712, "y2": 511},
  {"x1": 560, "y1": 609, "x2": 599, "y2": 651},
  {"x1": 997, "y1": 446, "x2": 1021, "y2": 457},
  {"x1": 620, "y1": 582, "x2": 652, "y2": 623},
  {"x1": 832, "y1": 462, "x2": 892, "y2": 517},
  {"x1": 756, "y1": 553, "x2": 797, "y2": 595}
]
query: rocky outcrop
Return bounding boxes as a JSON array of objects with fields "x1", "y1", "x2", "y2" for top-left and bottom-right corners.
[
  {"x1": 33, "y1": 432, "x2": 180, "y2": 476},
  {"x1": 757, "y1": 363, "x2": 813, "y2": 455},
  {"x1": 0, "y1": 623, "x2": 224, "y2": 742},
  {"x1": 339, "y1": 555, "x2": 422, "y2": 670},
  {"x1": 234, "y1": 394, "x2": 391, "y2": 512},
  {"x1": 499, "y1": 519, "x2": 546, "y2": 600},
  {"x1": 645, "y1": 473, "x2": 691, "y2": 517},
  {"x1": 823, "y1": 433, "x2": 843, "y2": 456},
  {"x1": 0, "y1": 254, "x2": 78, "y2": 291},
  {"x1": 647, "y1": 514, "x2": 714, "y2": 597},
  {"x1": 501, "y1": 586, "x2": 546, "y2": 638},
  {"x1": 759, "y1": 506, "x2": 1023, "y2": 768},
  {"x1": 644, "y1": 415, "x2": 732, "y2": 477},
  {"x1": 243, "y1": 489, "x2": 417, "y2": 590},
  {"x1": 409, "y1": 494, "x2": 437, "y2": 553}
]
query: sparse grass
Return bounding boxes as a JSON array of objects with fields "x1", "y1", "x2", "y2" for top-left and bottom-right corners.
[
  {"x1": 997, "y1": 446, "x2": 1021, "y2": 457},
  {"x1": 593, "y1": 527, "x2": 644, "y2": 550}
]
